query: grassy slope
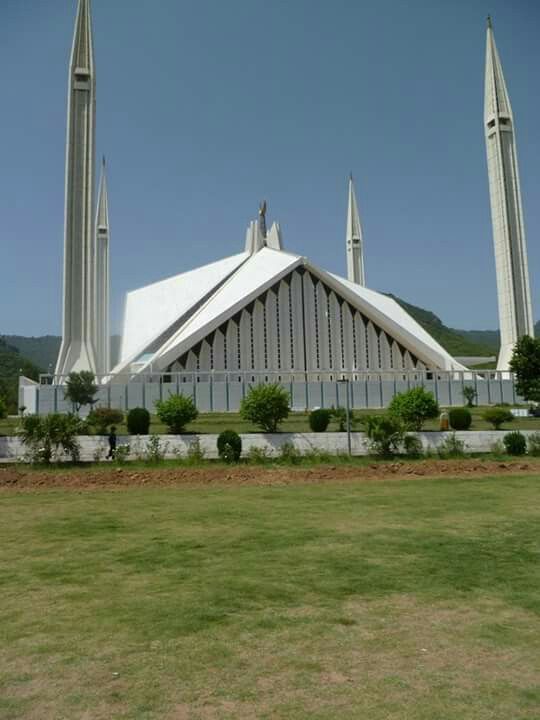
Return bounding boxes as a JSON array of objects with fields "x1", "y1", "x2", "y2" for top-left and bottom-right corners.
[{"x1": 1, "y1": 475, "x2": 539, "y2": 719}]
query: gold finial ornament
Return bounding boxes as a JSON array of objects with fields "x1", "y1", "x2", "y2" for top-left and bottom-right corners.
[{"x1": 259, "y1": 200, "x2": 267, "y2": 218}]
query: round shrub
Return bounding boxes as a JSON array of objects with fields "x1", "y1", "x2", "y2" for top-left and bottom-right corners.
[
  {"x1": 155, "y1": 394, "x2": 198, "y2": 433},
  {"x1": 240, "y1": 383, "x2": 290, "y2": 433},
  {"x1": 88, "y1": 407, "x2": 124, "y2": 435},
  {"x1": 388, "y1": 387, "x2": 439, "y2": 431},
  {"x1": 448, "y1": 407, "x2": 472, "y2": 431},
  {"x1": 482, "y1": 406, "x2": 513, "y2": 430},
  {"x1": 403, "y1": 434, "x2": 423, "y2": 458},
  {"x1": 503, "y1": 431, "x2": 526, "y2": 456},
  {"x1": 217, "y1": 430, "x2": 242, "y2": 462},
  {"x1": 127, "y1": 407, "x2": 151, "y2": 435},
  {"x1": 309, "y1": 408, "x2": 331, "y2": 432}
]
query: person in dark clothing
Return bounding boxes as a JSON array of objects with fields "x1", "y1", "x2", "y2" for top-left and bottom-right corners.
[{"x1": 107, "y1": 426, "x2": 117, "y2": 460}]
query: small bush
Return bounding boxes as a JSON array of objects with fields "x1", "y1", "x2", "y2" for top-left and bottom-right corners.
[
  {"x1": 144, "y1": 434, "x2": 168, "y2": 463},
  {"x1": 240, "y1": 383, "x2": 290, "y2": 433},
  {"x1": 247, "y1": 446, "x2": 272, "y2": 464},
  {"x1": 127, "y1": 407, "x2": 151, "y2": 435},
  {"x1": 462, "y1": 385, "x2": 477, "y2": 408},
  {"x1": 217, "y1": 430, "x2": 242, "y2": 462},
  {"x1": 186, "y1": 437, "x2": 206, "y2": 463},
  {"x1": 448, "y1": 407, "x2": 472, "y2": 431},
  {"x1": 482, "y1": 406, "x2": 514, "y2": 430},
  {"x1": 18, "y1": 412, "x2": 83, "y2": 464},
  {"x1": 330, "y1": 406, "x2": 355, "y2": 432},
  {"x1": 403, "y1": 434, "x2": 423, "y2": 458},
  {"x1": 503, "y1": 431, "x2": 526, "y2": 456},
  {"x1": 279, "y1": 441, "x2": 302, "y2": 464},
  {"x1": 527, "y1": 432, "x2": 540, "y2": 457},
  {"x1": 87, "y1": 407, "x2": 124, "y2": 435},
  {"x1": 388, "y1": 387, "x2": 439, "y2": 431},
  {"x1": 114, "y1": 444, "x2": 131, "y2": 464},
  {"x1": 309, "y1": 408, "x2": 331, "y2": 432},
  {"x1": 155, "y1": 394, "x2": 198, "y2": 433},
  {"x1": 362, "y1": 414, "x2": 404, "y2": 458},
  {"x1": 490, "y1": 440, "x2": 506, "y2": 459},
  {"x1": 437, "y1": 433, "x2": 466, "y2": 458}
]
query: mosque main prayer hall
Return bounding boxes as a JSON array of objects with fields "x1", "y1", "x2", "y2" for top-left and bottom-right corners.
[{"x1": 48, "y1": 0, "x2": 533, "y2": 402}]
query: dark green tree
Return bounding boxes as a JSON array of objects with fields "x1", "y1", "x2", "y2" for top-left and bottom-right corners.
[
  {"x1": 64, "y1": 371, "x2": 98, "y2": 412},
  {"x1": 509, "y1": 336, "x2": 540, "y2": 403},
  {"x1": 240, "y1": 383, "x2": 290, "y2": 433}
]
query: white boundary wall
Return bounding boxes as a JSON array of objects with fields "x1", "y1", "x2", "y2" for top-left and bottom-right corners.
[
  {"x1": 1, "y1": 431, "x2": 538, "y2": 463},
  {"x1": 21, "y1": 371, "x2": 523, "y2": 416}
]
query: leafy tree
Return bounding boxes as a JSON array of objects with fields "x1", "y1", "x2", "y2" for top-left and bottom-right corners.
[
  {"x1": 482, "y1": 406, "x2": 514, "y2": 430},
  {"x1": 18, "y1": 413, "x2": 83, "y2": 464},
  {"x1": 509, "y1": 336, "x2": 540, "y2": 403},
  {"x1": 64, "y1": 371, "x2": 98, "y2": 412},
  {"x1": 388, "y1": 387, "x2": 439, "y2": 431},
  {"x1": 240, "y1": 383, "x2": 290, "y2": 433},
  {"x1": 155, "y1": 394, "x2": 198, "y2": 433},
  {"x1": 462, "y1": 385, "x2": 477, "y2": 408},
  {"x1": 87, "y1": 407, "x2": 124, "y2": 435}
]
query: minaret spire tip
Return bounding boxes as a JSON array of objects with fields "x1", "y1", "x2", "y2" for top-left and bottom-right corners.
[{"x1": 487, "y1": 15, "x2": 492, "y2": 30}]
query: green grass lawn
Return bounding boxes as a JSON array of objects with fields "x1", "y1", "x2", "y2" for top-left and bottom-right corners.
[
  {"x1": 2, "y1": 406, "x2": 540, "y2": 436},
  {"x1": 1, "y1": 474, "x2": 539, "y2": 719}
]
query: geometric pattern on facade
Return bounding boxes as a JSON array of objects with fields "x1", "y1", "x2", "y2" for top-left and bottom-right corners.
[{"x1": 113, "y1": 245, "x2": 465, "y2": 381}]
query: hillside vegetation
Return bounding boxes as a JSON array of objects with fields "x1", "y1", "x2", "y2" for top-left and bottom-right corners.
[{"x1": 0, "y1": 338, "x2": 40, "y2": 413}]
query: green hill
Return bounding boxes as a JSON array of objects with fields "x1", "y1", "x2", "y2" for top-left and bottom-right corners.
[
  {"x1": 3, "y1": 335, "x2": 121, "y2": 371},
  {"x1": 387, "y1": 295, "x2": 496, "y2": 357},
  {"x1": 0, "y1": 338, "x2": 40, "y2": 414}
]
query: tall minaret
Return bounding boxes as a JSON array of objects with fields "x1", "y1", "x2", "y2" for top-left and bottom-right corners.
[
  {"x1": 55, "y1": 0, "x2": 98, "y2": 377},
  {"x1": 95, "y1": 157, "x2": 110, "y2": 375},
  {"x1": 484, "y1": 17, "x2": 534, "y2": 371},
  {"x1": 346, "y1": 175, "x2": 366, "y2": 286}
]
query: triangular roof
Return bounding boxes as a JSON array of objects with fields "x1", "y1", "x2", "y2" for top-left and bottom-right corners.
[{"x1": 115, "y1": 252, "x2": 248, "y2": 371}]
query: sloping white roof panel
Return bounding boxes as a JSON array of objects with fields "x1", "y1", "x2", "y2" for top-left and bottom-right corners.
[
  {"x1": 328, "y1": 272, "x2": 465, "y2": 370},
  {"x1": 117, "y1": 252, "x2": 248, "y2": 368},
  {"x1": 154, "y1": 247, "x2": 302, "y2": 369}
]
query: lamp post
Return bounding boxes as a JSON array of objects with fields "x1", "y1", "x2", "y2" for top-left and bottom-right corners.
[{"x1": 338, "y1": 377, "x2": 352, "y2": 457}]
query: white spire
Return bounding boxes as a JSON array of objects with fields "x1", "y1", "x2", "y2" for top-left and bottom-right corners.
[
  {"x1": 484, "y1": 17, "x2": 534, "y2": 371},
  {"x1": 55, "y1": 0, "x2": 98, "y2": 377},
  {"x1": 95, "y1": 157, "x2": 110, "y2": 375},
  {"x1": 346, "y1": 174, "x2": 365, "y2": 286}
]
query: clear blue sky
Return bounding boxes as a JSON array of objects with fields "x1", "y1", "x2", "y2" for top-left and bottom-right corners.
[{"x1": 1, "y1": 0, "x2": 538, "y2": 336}]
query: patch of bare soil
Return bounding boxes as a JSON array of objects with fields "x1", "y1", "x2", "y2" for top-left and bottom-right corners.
[{"x1": 0, "y1": 458, "x2": 538, "y2": 492}]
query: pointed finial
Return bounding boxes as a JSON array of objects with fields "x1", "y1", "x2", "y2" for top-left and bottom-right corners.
[
  {"x1": 259, "y1": 200, "x2": 267, "y2": 218},
  {"x1": 102, "y1": 155, "x2": 106, "y2": 168},
  {"x1": 258, "y1": 200, "x2": 267, "y2": 238},
  {"x1": 487, "y1": 15, "x2": 492, "y2": 29}
]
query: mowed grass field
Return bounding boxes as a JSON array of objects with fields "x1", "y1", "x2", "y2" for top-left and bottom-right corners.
[{"x1": 1, "y1": 474, "x2": 539, "y2": 719}]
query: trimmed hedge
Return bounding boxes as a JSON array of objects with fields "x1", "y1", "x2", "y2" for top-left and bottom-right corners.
[
  {"x1": 127, "y1": 407, "x2": 151, "y2": 435},
  {"x1": 217, "y1": 430, "x2": 242, "y2": 462},
  {"x1": 448, "y1": 407, "x2": 472, "y2": 431},
  {"x1": 309, "y1": 408, "x2": 331, "y2": 432}
]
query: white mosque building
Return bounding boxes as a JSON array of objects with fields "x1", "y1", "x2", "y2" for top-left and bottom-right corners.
[{"x1": 45, "y1": 0, "x2": 533, "y2": 411}]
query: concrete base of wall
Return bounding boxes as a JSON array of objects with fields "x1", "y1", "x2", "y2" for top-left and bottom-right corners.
[{"x1": 1, "y1": 430, "x2": 538, "y2": 463}]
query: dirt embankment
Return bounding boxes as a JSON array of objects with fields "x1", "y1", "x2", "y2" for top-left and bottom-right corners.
[{"x1": 0, "y1": 459, "x2": 538, "y2": 491}]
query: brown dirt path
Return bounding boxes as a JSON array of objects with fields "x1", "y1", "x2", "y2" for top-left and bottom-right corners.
[{"x1": 0, "y1": 458, "x2": 539, "y2": 492}]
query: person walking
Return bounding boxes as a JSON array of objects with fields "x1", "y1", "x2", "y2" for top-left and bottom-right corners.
[{"x1": 107, "y1": 426, "x2": 117, "y2": 460}]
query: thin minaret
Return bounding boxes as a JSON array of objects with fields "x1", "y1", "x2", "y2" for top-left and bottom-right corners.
[
  {"x1": 95, "y1": 157, "x2": 110, "y2": 375},
  {"x1": 346, "y1": 175, "x2": 365, "y2": 286},
  {"x1": 484, "y1": 17, "x2": 534, "y2": 371},
  {"x1": 55, "y1": 0, "x2": 98, "y2": 377}
]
